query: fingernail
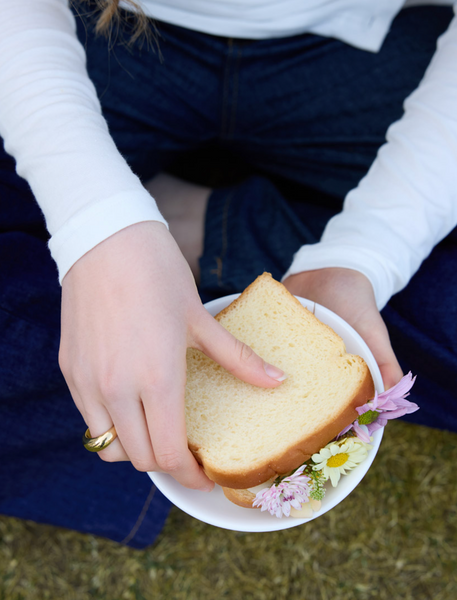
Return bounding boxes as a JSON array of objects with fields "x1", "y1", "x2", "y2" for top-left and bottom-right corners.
[
  {"x1": 264, "y1": 362, "x2": 287, "y2": 382},
  {"x1": 200, "y1": 484, "x2": 214, "y2": 493}
]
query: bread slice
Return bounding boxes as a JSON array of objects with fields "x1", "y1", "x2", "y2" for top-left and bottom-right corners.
[
  {"x1": 222, "y1": 486, "x2": 258, "y2": 508},
  {"x1": 185, "y1": 273, "x2": 374, "y2": 491}
]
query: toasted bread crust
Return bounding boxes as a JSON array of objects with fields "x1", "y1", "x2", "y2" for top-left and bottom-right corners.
[
  {"x1": 214, "y1": 273, "x2": 311, "y2": 325},
  {"x1": 222, "y1": 487, "x2": 256, "y2": 508},
  {"x1": 187, "y1": 273, "x2": 375, "y2": 490},
  {"x1": 190, "y1": 361, "x2": 374, "y2": 489}
]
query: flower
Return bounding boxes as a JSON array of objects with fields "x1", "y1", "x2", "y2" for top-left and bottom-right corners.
[
  {"x1": 338, "y1": 419, "x2": 371, "y2": 443},
  {"x1": 311, "y1": 438, "x2": 369, "y2": 487},
  {"x1": 254, "y1": 374, "x2": 418, "y2": 518},
  {"x1": 308, "y1": 469, "x2": 327, "y2": 501},
  {"x1": 357, "y1": 371, "x2": 419, "y2": 434},
  {"x1": 338, "y1": 372, "x2": 419, "y2": 440},
  {"x1": 252, "y1": 465, "x2": 311, "y2": 518}
]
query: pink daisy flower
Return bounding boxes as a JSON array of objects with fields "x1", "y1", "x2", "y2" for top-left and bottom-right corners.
[
  {"x1": 252, "y1": 465, "x2": 311, "y2": 518},
  {"x1": 338, "y1": 372, "x2": 419, "y2": 442}
]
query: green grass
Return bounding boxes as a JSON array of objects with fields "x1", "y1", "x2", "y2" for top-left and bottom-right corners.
[{"x1": 1, "y1": 420, "x2": 456, "y2": 600}]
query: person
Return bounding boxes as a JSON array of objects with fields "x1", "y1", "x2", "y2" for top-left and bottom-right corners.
[{"x1": 0, "y1": 0, "x2": 456, "y2": 547}]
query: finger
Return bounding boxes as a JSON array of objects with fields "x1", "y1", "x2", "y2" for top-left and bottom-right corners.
[
  {"x1": 141, "y1": 353, "x2": 214, "y2": 492},
  {"x1": 356, "y1": 316, "x2": 403, "y2": 391},
  {"x1": 60, "y1": 358, "x2": 129, "y2": 460},
  {"x1": 378, "y1": 361, "x2": 404, "y2": 391},
  {"x1": 106, "y1": 396, "x2": 159, "y2": 472},
  {"x1": 191, "y1": 311, "x2": 286, "y2": 388},
  {"x1": 78, "y1": 389, "x2": 130, "y2": 462}
]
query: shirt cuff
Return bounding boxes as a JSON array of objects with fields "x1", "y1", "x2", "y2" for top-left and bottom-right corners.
[
  {"x1": 48, "y1": 190, "x2": 168, "y2": 283},
  {"x1": 282, "y1": 243, "x2": 400, "y2": 311}
]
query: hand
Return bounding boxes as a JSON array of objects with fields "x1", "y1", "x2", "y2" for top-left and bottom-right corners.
[
  {"x1": 59, "y1": 221, "x2": 286, "y2": 491},
  {"x1": 283, "y1": 268, "x2": 403, "y2": 390}
]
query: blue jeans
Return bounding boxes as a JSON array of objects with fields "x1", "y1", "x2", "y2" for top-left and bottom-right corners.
[{"x1": 0, "y1": 6, "x2": 454, "y2": 546}]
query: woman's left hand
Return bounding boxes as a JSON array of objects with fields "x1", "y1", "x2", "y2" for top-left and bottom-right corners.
[{"x1": 283, "y1": 267, "x2": 403, "y2": 390}]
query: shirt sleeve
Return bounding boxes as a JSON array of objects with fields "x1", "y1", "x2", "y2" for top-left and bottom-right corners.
[
  {"x1": 283, "y1": 5, "x2": 457, "y2": 310},
  {"x1": 0, "y1": 0, "x2": 167, "y2": 282}
]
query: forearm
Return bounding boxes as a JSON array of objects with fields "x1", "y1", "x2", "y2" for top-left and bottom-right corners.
[
  {"x1": 284, "y1": 6, "x2": 457, "y2": 309},
  {"x1": 0, "y1": 0, "x2": 167, "y2": 281}
]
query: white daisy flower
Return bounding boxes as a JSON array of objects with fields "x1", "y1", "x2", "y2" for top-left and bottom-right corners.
[{"x1": 311, "y1": 438, "x2": 370, "y2": 487}]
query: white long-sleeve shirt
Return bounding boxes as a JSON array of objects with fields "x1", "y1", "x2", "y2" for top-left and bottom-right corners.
[
  {"x1": 131, "y1": 0, "x2": 450, "y2": 51},
  {"x1": 0, "y1": 0, "x2": 456, "y2": 309}
]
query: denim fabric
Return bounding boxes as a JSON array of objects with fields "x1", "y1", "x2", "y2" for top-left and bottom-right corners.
[
  {"x1": 0, "y1": 141, "x2": 171, "y2": 548},
  {"x1": 0, "y1": 5, "x2": 455, "y2": 544},
  {"x1": 201, "y1": 175, "x2": 457, "y2": 432},
  {"x1": 79, "y1": 6, "x2": 452, "y2": 196},
  {"x1": 199, "y1": 177, "x2": 337, "y2": 297}
]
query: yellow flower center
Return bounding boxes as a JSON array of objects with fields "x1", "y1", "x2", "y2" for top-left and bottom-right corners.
[{"x1": 327, "y1": 453, "x2": 349, "y2": 468}]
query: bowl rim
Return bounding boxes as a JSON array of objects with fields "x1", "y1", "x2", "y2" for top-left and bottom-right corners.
[{"x1": 149, "y1": 293, "x2": 384, "y2": 532}]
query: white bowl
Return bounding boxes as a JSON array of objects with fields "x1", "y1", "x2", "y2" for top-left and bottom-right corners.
[{"x1": 149, "y1": 294, "x2": 384, "y2": 532}]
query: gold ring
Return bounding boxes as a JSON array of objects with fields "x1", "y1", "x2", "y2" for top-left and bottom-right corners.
[{"x1": 83, "y1": 426, "x2": 117, "y2": 452}]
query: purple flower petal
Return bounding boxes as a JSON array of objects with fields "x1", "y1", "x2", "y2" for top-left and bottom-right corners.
[
  {"x1": 341, "y1": 373, "x2": 418, "y2": 439},
  {"x1": 393, "y1": 398, "x2": 420, "y2": 414},
  {"x1": 366, "y1": 419, "x2": 386, "y2": 434},
  {"x1": 380, "y1": 407, "x2": 411, "y2": 420},
  {"x1": 353, "y1": 421, "x2": 371, "y2": 443},
  {"x1": 371, "y1": 417, "x2": 388, "y2": 430},
  {"x1": 377, "y1": 372, "x2": 416, "y2": 402},
  {"x1": 375, "y1": 398, "x2": 399, "y2": 411},
  {"x1": 253, "y1": 468, "x2": 311, "y2": 517},
  {"x1": 336, "y1": 423, "x2": 354, "y2": 438},
  {"x1": 356, "y1": 403, "x2": 371, "y2": 416}
]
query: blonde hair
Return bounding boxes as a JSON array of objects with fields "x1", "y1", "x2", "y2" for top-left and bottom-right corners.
[{"x1": 77, "y1": 0, "x2": 156, "y2": 47}]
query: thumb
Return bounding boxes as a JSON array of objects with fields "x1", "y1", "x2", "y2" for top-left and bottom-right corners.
[
  {"x1": 378, "y1": 360, "x2": 404, "y2": 392},
  {"x1": 191, "y1": 312, "x2": 286, "y2": 388},
  {"x1": 356, "y1": 316, "x2": 403, "y2": 391}
]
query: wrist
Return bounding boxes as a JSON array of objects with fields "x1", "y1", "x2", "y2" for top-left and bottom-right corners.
[{"x1": 284, "y1": 267, "x2": 373, "y2": 295}]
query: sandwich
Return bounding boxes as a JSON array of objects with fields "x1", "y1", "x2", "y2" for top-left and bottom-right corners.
[{"x1": 184, "y1": 273, "x2": 375, "y2": 512}]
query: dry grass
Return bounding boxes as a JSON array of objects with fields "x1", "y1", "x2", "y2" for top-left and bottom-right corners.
[{"x1": 1, "y1": 420, "x2": 456, "y2": 600}]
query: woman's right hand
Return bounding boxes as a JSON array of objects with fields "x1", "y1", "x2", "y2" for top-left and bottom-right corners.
[{"x1": 59, "y1": 221, "x2": 286, "y2": 491}]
